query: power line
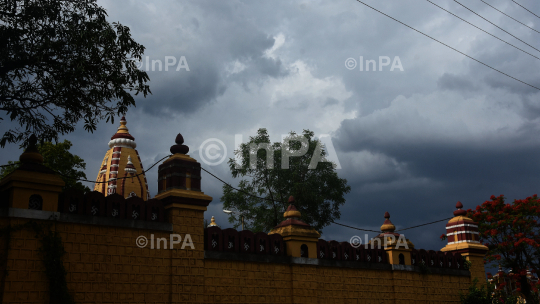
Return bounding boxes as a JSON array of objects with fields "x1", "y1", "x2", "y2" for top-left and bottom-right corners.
[
  {"x1": 512, "y1": 0, "x2": 540, "y2": 20},
  {"x1": 201, "y1": 167, "x2": 281, "y2": 203},
  {"x1": 454, "y1": 0, "x2": 540, "y2": 53},
  {"x1": 352, "y1": 0, "x2": 540, "y2": 91},
  {"x1": 427, "y1": 0, "x2": 540, "y2": 60},
  {"x1": 331, "y1": 221, "x2": 380, "y2": 233},
  {"x1": 8, "y1": 154, "x2": 172, "y2": 184},
  {"x1": 480, "y1": 0, "x2": 540, "y2": 34},
  {"x1": 1, "y1": 152, "x2": 170, "y2": 180},
  {"x1": 395, "y1": 217, "x2": 453, "y2": 232},
  {"x1": 332, "y1": 217, "x2": 454, "y2": 233},
  {"x1": 200, "y1": 168, "x2": 453, "y2": 233},
  {"x1": 89, "y1": 154, "x2": 171, "y2": 183},
  {"x1": 0, "y1": 150, "x2": 463, "y2": 233},
  {"x1": 1, "y1": 152, "x2": 456, "y2": 233}
]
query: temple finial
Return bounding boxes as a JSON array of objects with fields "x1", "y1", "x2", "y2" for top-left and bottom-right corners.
[
  {"x1": 453, "y1": 201, "x2": 467, "y2": 216},
  {"x1": 380, "y1": 211, "x2": 396, "y2": 232},
  {"x1": 19, "y1": 134, "x2": 43, "y2": 164},
  {"x1": 170, "y1": 133, "x2": 189, "y2": 154}
]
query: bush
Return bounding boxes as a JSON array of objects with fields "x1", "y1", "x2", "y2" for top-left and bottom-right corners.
[
  {"x1": 460, "y1": 279, "x2": 491, "y2": 304},
  {"x1": 460, "y1": 279, "x2": 520, "y2": 304}
]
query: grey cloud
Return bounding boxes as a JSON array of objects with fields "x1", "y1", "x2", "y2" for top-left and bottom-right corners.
[
  {"x1": 324, "y1": 98, "x2": 340, "y2": 107},
  {"x1": 5, "y1": 0, "x2": 540, "y2": 253},
  {"x1": 483, "y1": 72, "x2": 540, "y2": 95},
  {"x1": 138, "y1": 64, "x2": 226, "y2": 115},
  {"x1": 437, "y1": 73, "x2": 478, "y2": 92},
  {"x1": 253, "y1": 56, "x2": 288, "y2": 78},
  {"x1": 89, "y1": 0, "x2": 540, "y2": 255}
]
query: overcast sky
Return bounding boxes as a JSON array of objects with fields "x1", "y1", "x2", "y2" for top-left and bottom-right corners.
[{"x1": 3, "y1": 0, "x2": 540, "y2": 255}]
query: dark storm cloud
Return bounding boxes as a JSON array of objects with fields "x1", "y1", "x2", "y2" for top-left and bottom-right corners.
[
  {"x1": 4, "y1": 0, "x2": 540, "y2": 254},
  {"x1": 466, "y1": 47, "x2": 540, "y2": 96},
  {"x1": 437, "y1": 73, "x2": 478, "y2": 92},
  {"x1": 90, "y1": 0, "x2": 540, "y2": 255},
  {"x1": 324, "y1": 98, "x2": 340, "y2": 107},
  {"x1": 105, "y1": 0, "x2": 289, "y2": 116},
  {"x1": 225, "y1": 56, "x2": 290, "y2": 91},
  {"x1": 252, "y1": 56, "x2": 288, "y2": 78},
  {"x1": 138, "y1": 64, "x2": 226, "y2": 115},
  {"x1": 134, "y1": 31, "x2": 282, "y2": 114},
  {"x1": 483, "y1": 73, "x2": 540, "y2": 95}
]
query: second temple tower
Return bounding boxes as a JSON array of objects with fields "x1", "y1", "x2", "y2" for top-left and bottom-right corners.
[{"x1": 93, "y1": 117, "x2": 149, "y2": 200}]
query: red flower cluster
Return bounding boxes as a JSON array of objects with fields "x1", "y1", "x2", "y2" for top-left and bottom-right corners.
[{"x1": 469, "y1": 194, "x2": 540, "y2": 297}]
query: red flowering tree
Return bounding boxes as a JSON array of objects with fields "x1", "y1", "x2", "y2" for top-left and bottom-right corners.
[{"x1": 468, "y1": 194, "x2": 540, "y2": 302}]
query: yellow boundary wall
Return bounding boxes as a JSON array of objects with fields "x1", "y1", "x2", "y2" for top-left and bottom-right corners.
[{"x1": 0, "y1": 213, "x2": 473, "y2": 304}]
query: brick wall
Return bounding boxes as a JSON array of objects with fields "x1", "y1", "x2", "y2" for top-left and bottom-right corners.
[
  {"x1": 203, "y1": 258, "x2": 470, "y2": 304},
  {"x1": 168, "y1": 207, "x2": 206, "y2": 303},
  {"x1": 204, "y1": 260, "x2": 292, "y2": 303},
  {"x1": 58, "y1": 223, "x2": 172, "y2": 303},
  {"x1": 392, "y1": 271, "x2": 470, "y2": 303},
  {"x1": 1, "y1": 218, "x2": 49, "y2": 303},
  {"x1": 0, "y1": 211, "x2": 474, "y2": 304},
  {"x1": 1, "y1": 217, "x2": 173, "y2": 303}
]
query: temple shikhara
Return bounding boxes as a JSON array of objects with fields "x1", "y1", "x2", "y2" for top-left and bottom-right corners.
[
  {"x1": 93, "y1": 117, "x2": 149, "y2": 200},
  {"x1": 0, "y1": 118, "x2": 505, "y2": 303}
]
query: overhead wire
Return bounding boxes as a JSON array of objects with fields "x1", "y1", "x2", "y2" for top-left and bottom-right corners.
[
  {"x1": 512, "y1": 0, "x2": 540, "y2": 20},
  {"x1": 200, "y1": 167, "x2": 280, "y2": 203},
  {"x1": 0, "y1": 0, "x2": 513, "y2": 233},
  {"x1": 426, "y1": 0, "x2": 540, "y2": 60},
  {"x1": 85, "y1": 154, "x2": 171, "y2": 183},
  {"x1": 480, "y1": 0, "x2": 540, "y2": 34},
  {"x1": 330, "y1": 221, "x2": 381, "y2": 233},
  {"x1": 1, "y1": 152, "x2": 456, "y2": 233},
  {"x1": 1, "y1": 155, "x2": 171, "y2": 183},
  {"x1": 453, "y1": 0, "x2": 540, "y2": 53},
  {"x1": 395, "y1": 217, "x2": 453, "y2": 232},
  {"x1": 199, "y1": 168, "x2": 453, "y2": 233},
  {"x1": 352, "y1": 0, "x2": 540, "y2": 91}
]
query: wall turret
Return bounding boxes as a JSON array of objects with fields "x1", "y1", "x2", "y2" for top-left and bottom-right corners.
[
  {"x1": 268, "y1": 196, "x2": 320, "y2": 258},
  {"x1": 441, "y1": 202, "x2": 488, "y2": 283},
  {"x1": 0, "y1": 135, "x2": 64, "y2": 211},
  {"x1": 370, "y1": 212, "x2": 414, "y2": 265}
]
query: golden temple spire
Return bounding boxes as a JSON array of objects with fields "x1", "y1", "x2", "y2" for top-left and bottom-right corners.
[{"x1": 94, "y1": 116, "x2": 149, "y2": 200}]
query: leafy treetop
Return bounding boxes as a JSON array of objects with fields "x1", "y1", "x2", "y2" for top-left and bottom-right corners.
[
  {"x1": 221, "y1": 128, "x2": 351, "y2": 233},
  {"x1": 0, "y1": 0, "x2": 150, "y2": 147}
]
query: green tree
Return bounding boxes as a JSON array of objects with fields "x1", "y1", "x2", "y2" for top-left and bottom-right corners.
[
  {"x1": 0, "y1": 0, "x2": 150, "y2": 147},
  {"x1": 221, "y1": 128, "x2": 350, "y2": 233},
  {"x1": 1, "y1": 140, "x2": 90, "y2": 192}
]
